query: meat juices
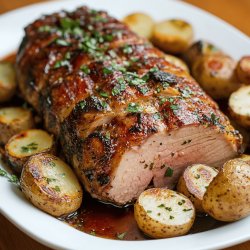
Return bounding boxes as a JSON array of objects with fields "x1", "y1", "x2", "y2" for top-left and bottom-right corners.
[{"x1": 16, "y1": 6, "x2": 242, "y2": 206}]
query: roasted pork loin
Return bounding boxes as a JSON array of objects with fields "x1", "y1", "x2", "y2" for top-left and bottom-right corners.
[{"x1": 16, "y1": 7, "x2": 242, "y2": 206}]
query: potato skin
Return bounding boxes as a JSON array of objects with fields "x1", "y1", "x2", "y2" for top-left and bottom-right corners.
[
  {"x1": 134, "y1": 188, "x2": 195, "y2": 238},
  {"x1": 123, "y1": 13, "x2": 154, "y2": 39},
  {"x1": 152, "y1": 19, "x2": 193, "y2": 54},
  {"x1": 177, "y1": 165, "x2": 218, "y2": 213},
  {"x1": 20, "y1": 153, "x2": 83, "y2": 217},
  {"x1": 202, "y1": 159, "x2": 250, "y2": 222},
  {"x1": 236, "y1": 56, "x2": 250, "y2": 84},
  {"x1": 229, "y1": 85, "x2": 250, "y2": 128},
  {"x1": 5, "y1": 129, "x2": 55, "y2": 174},
  {"x1": 164, "y1": 54, "x2": 189, "y2": 73},
  {"x1": 183, "y1": 40, "x2": 222, "y2": 67},
  {"x1": 0, "y1": 107, "x2": 35, "y2": 145},
  {"x1": 0, "y1": 62, "x2": 16, "y2": 103},
  {"x1": 192, "y1": 54, "x2": 239, "y2": 99}
]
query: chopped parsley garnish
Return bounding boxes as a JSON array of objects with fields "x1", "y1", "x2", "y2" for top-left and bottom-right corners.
[
  {"x1": 54, "y1": 59, "x2": 70, "y2": 69},
  {"x1": 103, "y1": 67, "x2": 113, "y2": 74},
  {"x1": 53, "y1": 186, "x2": 61, "y2": 192},
  {"x1": 178, "y1": 200, "x2": 186, "y2": 206},
  {"x1": 170, "y1": 104, "x2": 179, "y2": 111},
  {"x1": 169, "y1": 215, "x2": 174, "y2": 219},
  {"x1": 55, "y1": 39, "x2": 70, "y2": 46},
  {"x1": 165, "y1": 207, "x2": 172, "y2": 211},
  {"x1": 111, "y1": 78, "x2": 126, "y2": 96},
  {"x1": 211, "y1": 113, "x2": 219, "y2": 125},
  {"x1": 123, "y1": 44, "x2": 133, "y2": 54},
  {"x1": 127, "y1": 103, "x2": 142, "y2": 113},
  {"x1": 38, "y1": 25, "x2": 52, "y2": 33},
  {"x1": 79, "y1": 100, "x2": 87, "y2": 109},
  {"x1": 152, "y1": 113, "x2": 162, "y2": 120},
  {"x1": 60, "y1": 17, "x2": 80, "y2": 30},
  {"x1": 158, "y1": 204, "x2": 165, "y2": 208},
  {"x1": 81, "y1": 65, "x2": 90, "y2": 74},
  {"x1": 21, "y1": 142, "x2": 38, "y2": 153},
  {"x1": 165, "y1": 167, "x2": 174, "y2": 177},
  {"x1": 195, "y1": 174, "x2": 200, "y2": 179},
  {"x1": 183, "y1": 208, "x2": 192, "y2": 212},
  {"x1": 147, "y1": 210, "x2": 152, "y2": 213},
  {"x1": 116, "y1": 232, "x2": 127, "y2": 240},
  {"x1": 99, "y1": 91, "x2": 109, "y2": 98},
  {"x1": 46, "y1": 178, "x2": 57, "y2": 184}
]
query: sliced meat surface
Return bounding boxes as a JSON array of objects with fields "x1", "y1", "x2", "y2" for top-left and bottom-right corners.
[{"x1": 16, "y1": 6, "x2": 242, "y2": 206}]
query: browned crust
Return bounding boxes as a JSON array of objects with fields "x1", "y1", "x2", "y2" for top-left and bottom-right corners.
[{"x1": 16, "y1": 6, "x2": 242, "y2": 205}]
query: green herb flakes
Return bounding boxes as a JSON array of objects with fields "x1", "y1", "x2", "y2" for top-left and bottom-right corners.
[
  {"x1": 165, "y1": 167, "x2": 174, "y2": 177},
  {"x1": 21, "y1": 142, "x2": 38, "y2": 153},
  {"x1": 116, "y1": 232, "x2": 127, "y2": 240},
  {"x1": 127, "y1": 103, "x2": 142, "y2": 113}
]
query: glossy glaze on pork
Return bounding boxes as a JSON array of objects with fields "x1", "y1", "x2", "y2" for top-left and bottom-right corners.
[{"x1": 16, "y1": 6, "x2": 242, "y2": 206}]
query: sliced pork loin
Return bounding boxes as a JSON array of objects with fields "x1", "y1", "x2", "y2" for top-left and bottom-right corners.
[{"x1": 16, "y1": 6, "x2": 242, "y2": 206}]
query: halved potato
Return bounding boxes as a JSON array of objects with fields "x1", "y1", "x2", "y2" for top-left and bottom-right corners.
[
  {"x1": 123, "y1": 13, "x2": 154, "y2": 39},
  {"x1": 202, "y1": 159, "x2": 250, "y2": 222},
  {"x1": 134, "y1": 188, "x2": 195, "y2": 238},
  {"x1": 20, "y1": 153, "x2": 83, "y2": 217},
  {"x1": 177, "y1": 164, "x2": 218, "y2": 213},
  {"x1": 5, "y1": 129, "x2": 55, "y2": 174},
  {"x1": 192, "y1": 54, "x2": 239, "y2": 99},
  {"x1": 0, "y1": 107, "x2": 34, "y2": 145},
  {"x1": 164, "y1": 54, "x2": 189, "y2": 73},
  {"x1": 236, "y1": 56, "x2": 250, "y2": 84},
  {"x1": 229, "y1": 85, "x2": 250, "y2": 128},
  {"x1": 0, "y1": 62, "x2": 16, "y2": 103},
  {"x1": 152, "y1": 19, "x2": 194, "y2": 54},
  {"x1": 183, "y1": 40, "x2": 222, "y2": 67}
]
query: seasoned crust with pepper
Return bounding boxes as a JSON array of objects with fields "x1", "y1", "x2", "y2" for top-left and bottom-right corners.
[{"x1": 16, "y1": 6, "x2": 242, "y2": 206}]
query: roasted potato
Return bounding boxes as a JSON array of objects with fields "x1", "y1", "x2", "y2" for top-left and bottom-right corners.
[
  {"x1": 183, "y1": 40, "x2": 222, "y2": 67},
  {"x1": 0, "y1": 62, "x2": 16, "y2": 103},
  {"x1": 177, "y1": 164, "x2": 218, "y2": 213},
  {"x1": 134, "y1": 188, "x2": 195, "y2": 238},
  {"x1": 20, "y1": 153, "x2": 83, "y2": 217},
  {"x1": 152, "y1": 19, "x2": 194, "y2": 54},
  {"x1": 0, "y1": 107, "x2": 34, "y2": 145},
  {"x1": 123, "y1": 13, "x2": 154, "y2": 39},
  {"x1": 164, "y1": 54, "x2": 189, "y2": 73},
  {"x1": 5, "y1": 129, "x2": 55, "y2": 174},
  {"x1": 239, "y1": 154, "x2": 250, "y2": 164},
  {"x1": 236, "y1": 56, "x2": 250, "y2": 84},
  {"x1": 202, "y1": 159, "x2": 250, "y2": 222},
  {"x1": 229, "y1": 85, "x2": 250, "y2": 128},
  {"x1": 192, "y1": 54, "x2": 239, "y2": 99}
]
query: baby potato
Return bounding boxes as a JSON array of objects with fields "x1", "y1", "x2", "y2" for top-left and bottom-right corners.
[
  {"x1": 123, "y1": 12, "x2": 154, "y2": 39},
  {"x1": 202, "y1": 159, "x2": 250, "y2": 222},
  {"x1": 192, "y1": 54, "x2": 239, "y2": 99},
  {"x1": 134, "y1": 188, "x2": 195, "y2": 238},
  {"x1": 0, "y1": 107, "x2": 34, "y2": 145},
  {"x1": 152, "y1": 19, "x2": 194, "y2": 54},
  {"x1": 177, "y1": 164, "x2": 218, "y2": 213},
  {"x1": 20, "y1": 153, "x2": 83, "y2": 217},
  {"x1": 5, "y1": 129, "x2": 55, "y2": 174},
  {"x1": 0, "y1": 62, "x2": 16, "y2": 103},
  {"x1": 183, "y1": 40, "x2": 222, "y2": 67},
  {"x1": 229, "y1": 85, "x2": 250, "y2": 128},
  {"x1": 239, "y1": 154, "x2": 250, "y2": 164},
  {"x1": 164, "y1": 54, "x2": 189, "y2": 73},
  {"x1": 236, "y1": 56, "x2": 250, "y2": 84}
]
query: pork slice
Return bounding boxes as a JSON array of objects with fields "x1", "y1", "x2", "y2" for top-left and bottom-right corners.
[{"x1": 107, "y1": 125, "x2": 237, "y2": 205}]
